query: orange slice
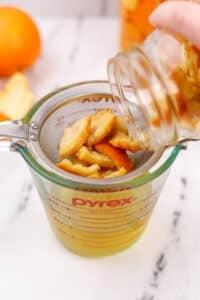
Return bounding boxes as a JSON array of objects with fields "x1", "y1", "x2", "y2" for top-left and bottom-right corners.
[
  {"x1": 0, "y1": 72, "x2": 34, "y2": 120},
  {"x1": 59, "y1": 116, "x2": 91, "y2": 158},
  {"x1": 95, "y1": 142, "x2": 133, "y2": 172},
  {"x1": 87, "y1": 109, "x2": 116, "y2": 146},
  {"x1": 57, "y1": 158, "x2": 100, "y2": 177},
  {"x1": 76, "y1": 146, "x2": 115, "y2": 169},
  {"x1": 109, "y1": 131, "x2": 141, "y2": 152}
]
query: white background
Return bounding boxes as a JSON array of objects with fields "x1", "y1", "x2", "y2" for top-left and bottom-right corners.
[{"x1": 0, "y1": 0, "x2": 119, "y2": 16}]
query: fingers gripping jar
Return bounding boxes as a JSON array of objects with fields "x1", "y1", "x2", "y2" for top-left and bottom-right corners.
[{"x1": 108, "y1": 29, "x2": 200, "y2": 150}]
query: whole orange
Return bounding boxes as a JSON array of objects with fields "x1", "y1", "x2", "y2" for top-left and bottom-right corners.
[{"x1": 0, "y1": 6, "x2": 41, "y2": 76}]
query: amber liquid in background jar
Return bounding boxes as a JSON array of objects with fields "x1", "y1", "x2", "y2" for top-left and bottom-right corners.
[{"x1": 120, "y1": 0, "x2": 164, "y2": 51}]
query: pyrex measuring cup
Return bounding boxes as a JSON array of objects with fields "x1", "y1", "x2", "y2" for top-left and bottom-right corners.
[{"x1": 0, "y1": 81, "x2": 182, "y2": 257}]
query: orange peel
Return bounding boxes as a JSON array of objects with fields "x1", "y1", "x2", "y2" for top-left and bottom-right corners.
[
  {"x1": 95, "y1": 142, "x2": 133, "y2": 172},
  {"x1": 87, "y1": 109, "x2": 116, "y2": 146},
  {"x1": 59, "y1": 116, "x2": 91, "y2": 158}
]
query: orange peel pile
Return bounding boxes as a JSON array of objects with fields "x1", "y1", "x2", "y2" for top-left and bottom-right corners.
[{"x1": 57, "y1": 109, "x2": 142, "y2": 179}]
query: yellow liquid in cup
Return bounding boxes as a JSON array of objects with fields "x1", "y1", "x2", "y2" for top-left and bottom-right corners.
[{"x1": 44, "y1": 184, "x2": 157, "y2": 257}]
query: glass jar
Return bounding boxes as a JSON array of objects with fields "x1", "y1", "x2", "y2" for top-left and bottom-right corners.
[
  {"x1": 108, "y1": 29, "x2": 200, "y2": 150},
  {"x1": 120, "y1": 0, "x2": 164, "y2": 50}
]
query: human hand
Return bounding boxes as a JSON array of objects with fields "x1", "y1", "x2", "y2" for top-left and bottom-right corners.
[{"x1": 149, "y1": 1, "x2": 200, "y2": 49}]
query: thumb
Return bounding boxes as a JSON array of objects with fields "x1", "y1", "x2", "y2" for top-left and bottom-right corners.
[{"x1": 149, "y1": 1, "x2": 200, "y2": 49}]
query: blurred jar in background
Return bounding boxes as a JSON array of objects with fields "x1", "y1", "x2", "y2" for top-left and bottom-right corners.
[{"x1": 120, "y1": 0, "x2": 164, "y2": 50}]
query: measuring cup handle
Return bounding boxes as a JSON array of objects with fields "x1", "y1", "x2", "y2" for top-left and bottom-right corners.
[{"x1": 0, "y1": 120, "x2": 29, "y2": 151}]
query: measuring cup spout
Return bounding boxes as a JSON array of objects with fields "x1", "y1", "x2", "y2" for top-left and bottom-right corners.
[{"x1": 0, "y1": 120, "x2": 29, "y2": 151}]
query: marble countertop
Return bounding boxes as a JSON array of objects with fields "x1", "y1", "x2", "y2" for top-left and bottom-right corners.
[{"x1": 1, "y1": 17, "x2": 200, "y2": 300}]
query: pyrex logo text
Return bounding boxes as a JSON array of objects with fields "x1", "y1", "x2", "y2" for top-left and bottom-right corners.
[{"x1": 72, "y1": 197, "x2": 132, "y2": 208}]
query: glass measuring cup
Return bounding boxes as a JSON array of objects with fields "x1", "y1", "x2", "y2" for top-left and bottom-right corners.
[{"x1": 0, "y1": 81, "x2": 182, "y2": 257}]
